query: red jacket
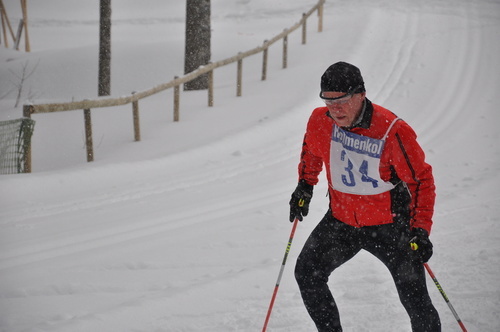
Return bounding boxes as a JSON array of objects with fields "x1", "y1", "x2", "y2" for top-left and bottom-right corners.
[{"x1": 298, "y1": 100, "x2": 435, "y2": 234}]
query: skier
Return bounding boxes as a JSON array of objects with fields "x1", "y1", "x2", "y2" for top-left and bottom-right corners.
[{"x1": 290, "y1": 62, "x2": 441, "y2": 331}]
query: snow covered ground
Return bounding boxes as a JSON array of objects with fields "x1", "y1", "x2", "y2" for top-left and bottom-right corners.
[{"x1": 1, "y1": 0, "x2": 499, "y2": 331}]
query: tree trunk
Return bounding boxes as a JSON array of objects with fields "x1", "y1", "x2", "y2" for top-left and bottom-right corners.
[
  {"x1": 98, "y1": 0, "x2": 111, "y2": 96},
  {"x1": 184, "y1": 0, "x2": 211, "y2": 90}
]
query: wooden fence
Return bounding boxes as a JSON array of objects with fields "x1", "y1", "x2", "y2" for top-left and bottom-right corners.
[
  {"x1": 0, "y1": 0, "x2": 31, "y2": 52},
  {"x1": 22, "y1": 0, "x2": 325, "y2": 173}
]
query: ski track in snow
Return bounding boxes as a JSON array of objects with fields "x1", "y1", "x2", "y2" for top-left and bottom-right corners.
[
  {"x1": 0, "y1": 134, "x2": 297, "y2": 269},
  {"x1": 1, "y1": 0, "x2": 500, "y2": 331}
]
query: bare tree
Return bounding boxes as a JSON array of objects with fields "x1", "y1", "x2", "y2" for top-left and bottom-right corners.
[
  {"x1": 98, "y1": 0, "x2": 111, "y2": 96},
  {"x1": 184, "y1": 0, "x2": 211, "y2": 90},
  {"x1": 9, "y1": 60, "x2": 39, "y2": 108}
]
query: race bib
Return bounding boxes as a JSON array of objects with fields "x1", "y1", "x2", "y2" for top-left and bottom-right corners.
[{"x1": 330, "y1": 121, "x2": 398, "y2": 195}]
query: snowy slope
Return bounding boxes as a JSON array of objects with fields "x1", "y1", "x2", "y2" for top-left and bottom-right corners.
[{"x1": 1, "y1": 0, "x2": 499, "y2": 331}]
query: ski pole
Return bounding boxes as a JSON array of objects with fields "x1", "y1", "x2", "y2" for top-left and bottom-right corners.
[
  {"x1": 423, "y1": 263, "x2": 468, "y2": 332},
  {"x1": 262, "y1": 216, "x2": 300, "y2": 332},
  {"x1": 410, "y1": 238, "x2": 467, "y2": 331}
]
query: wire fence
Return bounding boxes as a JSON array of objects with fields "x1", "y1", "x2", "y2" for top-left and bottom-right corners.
[{"x1": 0, "y1": 118, "x2": 35, "y2": 174}]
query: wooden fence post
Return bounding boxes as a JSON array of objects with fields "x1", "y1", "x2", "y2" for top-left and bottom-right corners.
[
  {"x1": 132, "y1": 92, "x2": 140, "y2": 141},
  {"x1": 0, "y1": 11, "x2": 6, "y2": 47},
  {"x1": 262, "y1": 40, "x2": 268, "y2": 81},
  {"x1": 208, "y1": 66, "x2": 214, "y2": 107},
  {"x1": 302, "y1": 13, "x2": 307, "y2": 45},
  {"x1": 22, "y1": 104, "x2": 32, "y2": 173},
  {"x1": 83, "y1": 108, "x2": 94, "y2": 162},
  {"x1": 0, "y1": 1, "x2": 8, "y2": 48},
  {"x1": 20, "y1": 0, "x2": 29, "y2": 52},
  {"x1": 14, "y1": 18, "x2": 22, "y2": 50},
  {"x1": 318, "y1": 3, "x2": 324, "y2": 32},
  {"x1": 237, "y1": 53, "x2": 243, "y2": 97},
  {"x1": 0, "y1": 0, "x2": 17, "y2": 48},
  {"x1": 174, "y1": 76, "x2": 180, "y2": 121},
  {"x1": 283, "y1": 30, "x2": 288, "y2": 69}
]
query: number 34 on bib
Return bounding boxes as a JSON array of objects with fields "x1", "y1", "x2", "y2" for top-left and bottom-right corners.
[{"x1": 329, "y1": 122, "x2": 399, "y2": 195}]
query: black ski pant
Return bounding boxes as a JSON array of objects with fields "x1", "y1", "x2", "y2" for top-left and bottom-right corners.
[{"x1": 295, "y1": 212, "x2": 441, "y2": 332}]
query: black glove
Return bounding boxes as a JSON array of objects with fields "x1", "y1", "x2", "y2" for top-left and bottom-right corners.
[
  {"x1": 409, "y1": 228, "x2": 433, "y2": 263},
  {"x1": 289, "y1": 180, "x2": 313, "y2": 222}
]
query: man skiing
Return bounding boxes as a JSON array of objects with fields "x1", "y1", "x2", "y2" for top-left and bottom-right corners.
[{"x1": 290, "y1": 62, "x2": 441, "y2": 331}]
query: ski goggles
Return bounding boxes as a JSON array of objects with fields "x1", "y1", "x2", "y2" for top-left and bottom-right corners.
[
  {"x1": 320, "y1": 85, "x2": 363, "y2": 105},
  {"x1": 320, "y1": 92, "x2": 354, "y2": 105}
]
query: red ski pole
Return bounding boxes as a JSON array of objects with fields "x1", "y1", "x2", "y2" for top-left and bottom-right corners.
[
  {"x1": 262, "y1": 217, "x2": 299, "y2": 332},
  {"x1": 410, "y1": 238, "x2": 467, "y2": 331},
  {"x1": 424, "y1": 263, "x2": 468, "y2": 332}
]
